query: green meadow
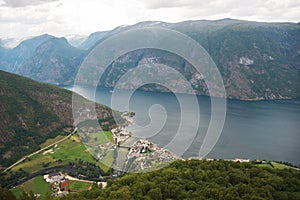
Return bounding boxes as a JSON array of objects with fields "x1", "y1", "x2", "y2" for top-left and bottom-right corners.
[
  {"x1": 11, "y1": 176, "x2": 51, "y2": 199},
  {"x1": 66, "y1": 181, "x2": 91, "y2": 191},
  {"x1": 11, "y1": 132, "x2": 114, "y2": 174}
]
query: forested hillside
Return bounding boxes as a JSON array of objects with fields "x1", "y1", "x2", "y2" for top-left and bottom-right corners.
[
  {"x1": 0, "y1": 70, "x2": 113, "y2": 168},
  {"x1": 2, "y1": 159, "x2": 299, "y2": 200}
]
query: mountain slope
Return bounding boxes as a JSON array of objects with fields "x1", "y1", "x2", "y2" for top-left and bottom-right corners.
[
  {"x1": 78, "y1": 31, "x2": 109, "y2": 50},
  {"x1": 0, "y1": 70, "x2": 113, "y2": 169},
  {"x1": 16, "y1": 37, "x2": 85, "y2": 84},
  {"x1": 95, "y1": 19, "x2": 300, "y2": 100},
  {"x1": 1, "y1": 19, "x2": 300, "y2": 100},
  {"x1": 171, "y1": 19, "x2": 300, "y2": 99},
  {"x1": 0, "y1": 34, "x2": 54, "y2": 72},
  {"x1": 65, "y1": 34, "x2": 87, "y2": 48}
]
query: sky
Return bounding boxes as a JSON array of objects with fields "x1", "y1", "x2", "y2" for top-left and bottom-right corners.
[{"x1": 0, "y1": 0, "x2": 299, "y2": 38}]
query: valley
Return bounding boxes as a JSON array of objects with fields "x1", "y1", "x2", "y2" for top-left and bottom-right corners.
[{"x1": 0, "y1": 15, "x2": 299, "y2": 199}]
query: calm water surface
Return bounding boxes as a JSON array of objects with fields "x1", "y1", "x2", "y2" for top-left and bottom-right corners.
[{"x1": 64, "y1": 86, "x2": 300, "y2": 164}]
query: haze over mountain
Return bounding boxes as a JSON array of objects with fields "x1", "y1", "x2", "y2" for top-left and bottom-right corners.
[
  {"x1": 77, "y1": 31, "x2": 109, "y2": 50},
  {"x1": 0, "y1": 70, "x2": 114, "y2": 169},
  {"x1": 1, "y1": 19, "x2": 299, "y2": 100},
  {"x1": 0, "y1": 34, "x2": 55, "y2": 72},
  {"x1": 16, "y1": 37, "x2": 85, "y2": 85},
  {"x1": 64, "y1": 34, "x2": 87, "y2": 48}
]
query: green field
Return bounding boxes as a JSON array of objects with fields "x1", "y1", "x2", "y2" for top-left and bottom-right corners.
[
  {"x1": 12, "y1": 137, "x2": 95, "y2": 174},
  {"x1": 51, "y1": 137, "x2": 95, "y2": 162},
  {"x1": 12, "y1": 155, "x2": 56, "y2": 172},
  {"x1": 94, "y1": 131, "x2": 113, "y2": 143},
  {"x1": 40, "y1": 135, "x2": 66, "y2": 148},
  {"x1": 101, "y1": 151, "x2": 114, "y2": 168},
  {"x1": 270, "y1": 161, "x2": 294, "y2": 169},
  {"x1": 255, "y1": 163, "x2": 273, "y2": 168},
  {"x1": 11, "y1": 176, "x2": 51, "y2": 199},
  {"x1": 255, "y1": 161, "x2": 294, "y2": 169},
  {"x1": 83, "y1": 131, "x2": 113, "y2": 146},
  {"x1": 66, "y1": 181, "x2": 91, "y2": 191},
  {"x1": 11, "y1": 132, "x2": 114, "y2": 174},
  {"x1": 98, "y1": 150, "x2": 115, "y2": 173}
]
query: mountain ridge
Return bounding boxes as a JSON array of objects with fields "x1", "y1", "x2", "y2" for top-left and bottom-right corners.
[
  {"x1": 16, "y1": 37, "x2": 86, "y2": 84},
  {"x1": 1, "y1": 19, "x2": 299, "y2": 100}
]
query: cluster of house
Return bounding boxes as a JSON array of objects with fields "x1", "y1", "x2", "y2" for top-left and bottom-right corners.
[
  {"x1": 128, "y1": 139, "x2": 179, "y2": 162},
  {"x1": 128, "y1": 139, "x2": 153, "y2": 158},
  {"x1": 44, "y1": 172, "x2": 64, "y2": 184},
  {"x1": 232, "y1": 158, "x2": 250, "y2": 163},
  {"x1": 111, "y1": 127, "x2": 131, "y2": 145},
  {"x1": 124, "y1": 139, "x2": 179, "y2": 171},
  {"x1": 43, "y1": 172, "x2": 69, "y2": 197},
  {"x1": 185, "y1": 157, "x2": 251, "y2": 163}
]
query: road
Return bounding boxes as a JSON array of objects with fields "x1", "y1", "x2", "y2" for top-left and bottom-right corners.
[{"x1": 1, "y1": 128, "x2": 77, "y2": 174}]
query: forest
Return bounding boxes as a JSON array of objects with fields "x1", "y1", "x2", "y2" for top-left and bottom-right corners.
[{"x1": 1, "y1": 159, "x2": 300, "y2": 200}]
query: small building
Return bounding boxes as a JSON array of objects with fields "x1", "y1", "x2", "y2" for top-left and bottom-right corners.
[
  {"x1": 233, "y1": 158, "x2": 250, "y2": 163},
  {"x1": 44, "y1": 172, "x2": 65, "y2": 183}
]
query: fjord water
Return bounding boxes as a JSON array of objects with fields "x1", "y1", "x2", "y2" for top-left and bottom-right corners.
[{"x1": 65, "y1": 86, "x2": 300, "y2": 164}]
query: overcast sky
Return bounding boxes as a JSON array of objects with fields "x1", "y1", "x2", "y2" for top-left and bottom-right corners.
[{"x1": 0, "y1": 0, "x2": 299, "y2": 38}]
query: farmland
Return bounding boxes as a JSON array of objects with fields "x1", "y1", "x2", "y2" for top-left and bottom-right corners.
[
  {"x1": 11, "y1": 132, "x2": 113, "y2": 174},
  {"x1": 4, "y1": 131, "x2": 115, "y2": 197},
  {"x1": 11, "y1": 176, "x2": 51, "y2": 199},
  {"x1": 255, "y1": 161, "x2": 296, "y2": 170}
]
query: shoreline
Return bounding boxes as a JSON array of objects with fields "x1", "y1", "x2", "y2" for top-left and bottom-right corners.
[{"x1": 61, "y1": 85, "x2": 300, "y2": 102}]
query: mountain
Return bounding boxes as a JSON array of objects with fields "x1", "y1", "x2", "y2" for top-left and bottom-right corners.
[
  {"x1": 0, "y1": 70, "x2": 114, "y2": 169},
  {"x1": 78, "y1": 31, "x2": 109, "y2": 50},
  {"x1": 16, "y1": 37, "x2": 85, "y2": 84},
  {"x1": 86, "y1": 19, "x2": 300, "y2": 100},
  {"x1": 0, "y1": 34, "x2": 54, "y2": 72},
  {"x1": 0, "y1": 46, "x2": 7, "y2": 59},
  {"x1": 1, "y1": 19, "x2": 300, "y2": 100},
  {"x1": 0, "y1": 37, "x2": 29, "y2": 49}
]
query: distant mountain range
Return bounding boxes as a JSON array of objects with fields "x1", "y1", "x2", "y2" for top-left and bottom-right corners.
[
  {"x1": 0, "y1": 70, "x2": 114, "y2": 168},
  {"x1": 1, "y1": 19, "x2": 299, "y2": 100}
]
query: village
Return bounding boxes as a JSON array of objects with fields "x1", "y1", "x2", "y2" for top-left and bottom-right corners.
[
  {"x1": 111, "y1": 126, "x2": 131, "y2": 146},
  {"x1": 43, "y1": 172, "x2": 106, "y2": 197},
  {"x1": 22, "y1": 121, "x2": 255, "y2": 198}
]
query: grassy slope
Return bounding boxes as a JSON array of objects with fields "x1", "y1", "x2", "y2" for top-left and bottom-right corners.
[
  {"x1": 11, "y1": 176, "x2": 51, "y2": 199},
  {"x1": 40, "y1": 135, "x2": 66, "y2": 148},
  {"x1": 11, "y1": 132, "x2": 113, "y2": 174},
  {"x1": 6, "y1": 132, "x2": 113, "y2": 196}
]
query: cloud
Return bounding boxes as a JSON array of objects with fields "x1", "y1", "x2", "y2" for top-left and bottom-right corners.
[
  {"x1": 141, "y1": 0, "x2": 300, "y2": 23},
  {"x1": 142, "y1": 0, "x2": 202, "y2": 9},
  {"x1": 0, "y1": 0, "x2": 299, "y2": 38},
  {"x1": 2, "y1": 0, "x2": 58, "y2": 7}
]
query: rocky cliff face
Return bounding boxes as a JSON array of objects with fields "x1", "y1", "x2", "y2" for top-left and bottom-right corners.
[
  {"x1": 95, "y1": 19, "x2": 300, "y2": 100},
  {"x1": 0, "y1": 34, "x2": 54, "y2": 72},
  {"x1": 16, "y1": 37, "x2": 85, "y2": 84},
  {"x1": 1, "y1": 19, "x2": 299, "y2": 100}
]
